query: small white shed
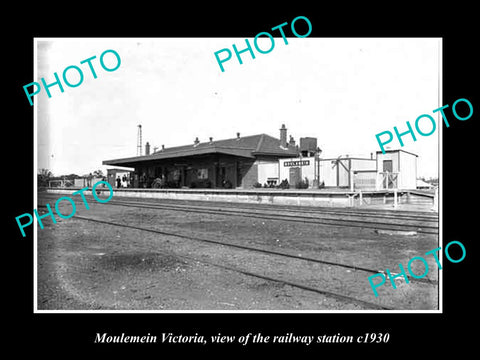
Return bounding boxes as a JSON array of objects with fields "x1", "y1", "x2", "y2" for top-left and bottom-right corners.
[{"x1": 376, "y1": 150, "x2": 418, "y2": 190}]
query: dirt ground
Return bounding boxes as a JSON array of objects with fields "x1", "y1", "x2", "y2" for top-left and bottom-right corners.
[{"x1": 36, "y1": 193, "x2": 439, "y2": 311}]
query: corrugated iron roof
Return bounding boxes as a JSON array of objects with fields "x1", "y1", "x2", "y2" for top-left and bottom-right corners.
[{"x1": 103, "y1": 133, "x2": 298, "y2": 167}]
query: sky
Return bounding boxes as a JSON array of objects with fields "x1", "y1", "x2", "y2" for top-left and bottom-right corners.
[{"x1": 35, "y1": 37, "x2": 441, "y2": 178}]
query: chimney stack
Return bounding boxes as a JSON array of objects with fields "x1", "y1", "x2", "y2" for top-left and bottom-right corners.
[
  {"x1": 194, "y1": 137, "x2": 200, "y2": 145},
  {"x1": 237, "y1": 132, "x2": 240, "y2": 139},
  {"x1": 289, "y1": 135, "x2": 295, "y2": 147},
  {"x1": 209, "y1": 137, "x2": 213, "y2": 144},
  {"x1": 280, "y1": 124, "x2": 287, "y2": 148},
  {"x1": 145, "y1": 142, "x2": 150, "y2": 155},
  {"x1": 162, "y1": 144, "x2": 165, "y2": 151}
]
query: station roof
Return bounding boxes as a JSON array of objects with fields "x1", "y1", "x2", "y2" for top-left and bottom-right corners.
[
  {"x1": 103, "y1": 133, "x2": 299, "y2": 168},
  {"x1": 376, "y1": 149, "x2": 418, "y2": 157}
]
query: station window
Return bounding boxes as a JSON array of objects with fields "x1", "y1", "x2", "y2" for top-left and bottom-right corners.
[{"x1": 197, "y1": 168, "x2": 208, "y2": 179}]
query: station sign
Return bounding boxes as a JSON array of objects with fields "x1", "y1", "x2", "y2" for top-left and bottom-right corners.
[{"x1": 284, "y1": 160, "x2": 310, "y2": 167}]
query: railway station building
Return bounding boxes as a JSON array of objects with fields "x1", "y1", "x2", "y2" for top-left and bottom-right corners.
[
  {"x1": 103, "y1": 124, "x2": 419, "y2": 190},
  {"x1": 103, "y1": 125, "x2": 309, "y2": 189}
]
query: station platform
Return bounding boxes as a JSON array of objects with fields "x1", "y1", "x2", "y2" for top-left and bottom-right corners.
[{"x1": 43, "y1": 187, "x2": 437, "y2": 212}]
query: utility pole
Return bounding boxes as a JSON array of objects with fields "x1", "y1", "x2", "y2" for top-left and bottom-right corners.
[{"x1": 137, "y1": 124, "x2": 142, "y2": 156}]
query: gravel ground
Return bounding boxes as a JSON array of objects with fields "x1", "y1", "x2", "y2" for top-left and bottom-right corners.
[{"x1": 36, "y1": 194, "x2": 439, "y2": 311}]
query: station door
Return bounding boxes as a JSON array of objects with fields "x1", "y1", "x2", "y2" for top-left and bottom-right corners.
[
  {"x1": 382, "y1": 160, "x2": 398, "y2": 189},
  {"x1": 289, "y1": 167, "x2": 301, "y2": 187}
]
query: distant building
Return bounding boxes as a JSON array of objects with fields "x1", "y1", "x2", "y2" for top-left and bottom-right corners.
[
  {"x1": 416, "y1": 179, "x2": 435, "y2": 189},
  {"x1": 74, "y1": 176, "x2": 104, "y2": 188}
]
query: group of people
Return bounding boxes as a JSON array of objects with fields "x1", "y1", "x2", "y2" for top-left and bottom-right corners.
[{"x1": 116, "y1": 174, "x2": 130, "y2": 188}]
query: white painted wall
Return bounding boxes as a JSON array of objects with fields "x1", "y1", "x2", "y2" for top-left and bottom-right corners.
[
  {"x1": 351, "y1": 158, "x2": 377, "y2": 171},
  {"x1": 257, "y1": 160, "x2": 279, "y2": 185},
  {"x1": 319, "y1": 159, "x2": 338, "y2": 186},
  {"x1": 399, "y1": 151, "x2": 417, "y2": 189},
  {"x1": 279, "y1": 157, "x2": 316, "y2": 186}
]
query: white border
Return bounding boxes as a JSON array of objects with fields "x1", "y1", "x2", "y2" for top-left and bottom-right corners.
[
  {"x1": 438, "y1": 37, "x2": 443, "y2": 313},
  {"x1": 34, "y1": 38, "x2": 39, "y2": 312},
  {"x1": 33, "y1": 37, "x2": 443, "y2": 314}
]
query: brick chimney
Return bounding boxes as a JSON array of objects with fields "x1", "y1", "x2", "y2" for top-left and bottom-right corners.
[
  {"x1": 145, "y1": 142, "x2": 150, "y2": 155},
  {"x1": 280, "y1": 124, "x2": 287, "y2": 147}
]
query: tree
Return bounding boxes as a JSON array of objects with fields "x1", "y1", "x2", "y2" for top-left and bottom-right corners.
[
  {"x1": 93, "y1": 169, "x2": 104, "y2": 177},
  {"x1": 38, "y1": 168, "x2": 53, "y2": 187}
]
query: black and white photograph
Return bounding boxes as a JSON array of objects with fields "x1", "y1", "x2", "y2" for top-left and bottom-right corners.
[
  {"x1": 33, "y1": 37, "x2": 441, "y2": 312},
  {"x1": 8, "y1": 6, "x2": 477, "y2": 355}
]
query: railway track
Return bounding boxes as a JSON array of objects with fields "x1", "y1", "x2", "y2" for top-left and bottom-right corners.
[
  {"x1": 38, "y1": 193, "x2": 439, "y2": 310},
  {"x1": 38, "y1": 194, "x2": 439, "y2": 234},
  {"x1": 72, "y1": 213, "x2": 437, "y2": 311},
  {"x1": 114, "y1": 197, "x2": 438, "y2": 221},
  {"x1": 102, "y1": 198, "x2": 439, "y2": 235}
]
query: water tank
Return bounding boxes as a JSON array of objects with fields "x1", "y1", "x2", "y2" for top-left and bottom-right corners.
[{"x1": 300, "y1": 137, "x2": 317, "y2": 153}]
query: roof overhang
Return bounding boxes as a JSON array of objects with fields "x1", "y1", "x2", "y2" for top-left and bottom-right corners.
[
  {"x1": 376, "y1": 149, "x2": 418, "y2": 157},
  {"x1": 252, "y1": 151, "x2": 299, "y2": 157},
  {"x1": 103, "y1": 146, "x2": 255, "y2": 167}
]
